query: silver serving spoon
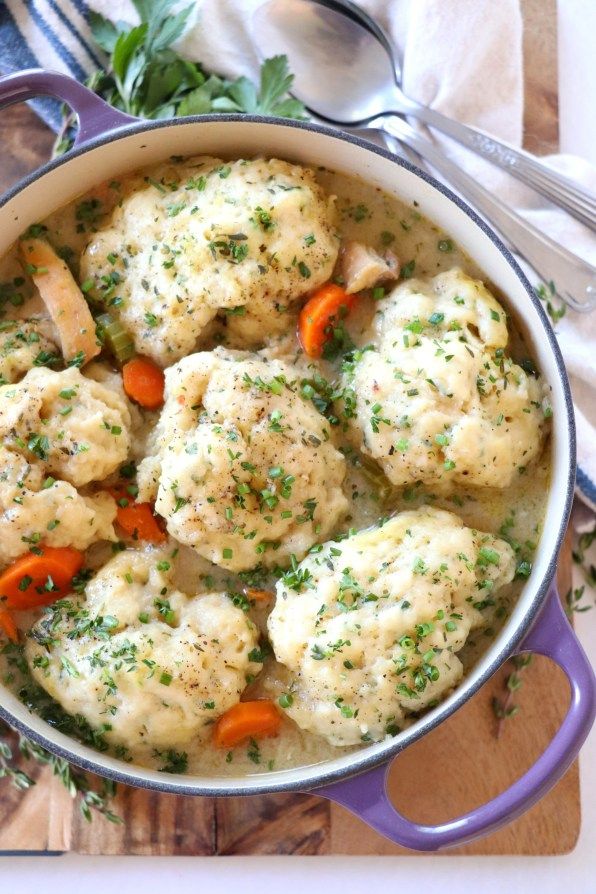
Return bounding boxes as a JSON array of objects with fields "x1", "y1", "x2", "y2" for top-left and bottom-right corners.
[
  {"x1": 253, "y1": 0, "x2": 596, "y2": 231},
  {"x1": 252, "y1": 0, "x2": 596, "y2": 311}
]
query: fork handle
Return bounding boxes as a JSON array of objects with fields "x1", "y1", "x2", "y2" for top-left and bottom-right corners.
[
  {"x1": 406, "y1": 104, "x2": 596, "y2": 232},
  {"x1": 381, "y1": 116, "x2": 596, "y2": 312}
]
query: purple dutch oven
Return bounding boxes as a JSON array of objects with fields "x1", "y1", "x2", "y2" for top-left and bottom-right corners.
[{"x1": 0, "y1": 69, "x2": 593, "y2": 852}]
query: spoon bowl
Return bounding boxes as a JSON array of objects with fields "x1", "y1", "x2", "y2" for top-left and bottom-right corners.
[{"x1": 252, "y1": 0, "x2": 403, "y2": 123}]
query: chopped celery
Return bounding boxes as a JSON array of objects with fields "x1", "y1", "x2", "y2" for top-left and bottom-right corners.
[
  {"x1": 355, "y1": 454, "x2": 392, "y2": 503},
  {"x1": 96, "y1": 313, "x2": 135, "y2": 364}
]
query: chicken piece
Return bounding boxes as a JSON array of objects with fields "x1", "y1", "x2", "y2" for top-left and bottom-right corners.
[{"x1": 340, "y1": 241, "x2": 399, "y2": 294}]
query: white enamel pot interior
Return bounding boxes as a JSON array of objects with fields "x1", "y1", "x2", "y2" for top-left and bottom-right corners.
[{"x1": 0, "y1": 116, "x2": 575, "y2": 796}]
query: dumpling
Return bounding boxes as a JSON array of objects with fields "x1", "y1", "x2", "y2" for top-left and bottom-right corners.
[
  {"x1": 0, "y1": 318, "x2": 59, "y2": 384},
  {"x1": 0, "y1": 455, "x2": 116, "y2": 564},
  {"x1": 26, "y1": 547, "x2": 262, "y2": 754},
  {"x1": 80, "y1": 157, "x2": 339, "y2": 364},
  {"x1": 342, "y1": 269, "x2": 548, "y2": 490},
  {"x1": 137, "y1": 347, "x2": 348, "y2": 571},
  {"x1": 268, "y1": 506, "x2": 515, "y2": 746},
  {"x1": 0, "y1": 366, "x2": 131, "y2": 487},
  {"x1": 0, "y1": 366, "x2": 130, "y2": 561}
]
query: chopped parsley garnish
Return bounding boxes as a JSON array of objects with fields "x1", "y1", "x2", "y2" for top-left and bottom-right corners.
[
  {"x1": 253, "y1": 206, "x2": 274, "y2": 230},
  {"x1": 401, "y1": 259, "x2": 416, "y2": 279},
  {"x1": 27, "y1": 433, "x2": 50, "y2": 461},
  {"x1": 477, "y1": 546, "x2": 501, "y2": 567},
  {"x1": 154, "y1": 597, "x2": 175, "y2": 625},
  {"x1": 247, "y1": 738, "x2": 261, "y2": 764},
  {"x1": 281, "y1": 555, "x2": 314, "y2": 592},
  {"x1": 156, "y1": 749, "x2": 188, "y2": 774},
  {"x1": 208, "y1": 235, "x2": 249, "y2": 264}
]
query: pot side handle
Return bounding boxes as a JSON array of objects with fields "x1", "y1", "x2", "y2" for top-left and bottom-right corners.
[
  {"x1": 312, "y1": 582, "x2": 596, "y2": 852},
  {"x1": 0, "y1": 69, "x2": 137, "y2": 147}
]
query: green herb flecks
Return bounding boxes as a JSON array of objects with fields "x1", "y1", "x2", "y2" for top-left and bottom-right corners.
[
  {"x1": 154, "y1": 748, "x2": 188, "y2": 774},
  {"x1": 534, "y1": 280, "x2": 566, "y2": 326}
]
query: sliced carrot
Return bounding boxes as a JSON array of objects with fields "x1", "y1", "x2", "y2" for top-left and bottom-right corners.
[
  {"x1": 19, "y1": 237, "x2": 100, "y2": 367},
  {"x1": 0, "y1": 609, "x2": 19, "y2": 643},
  {"x1": 122, "y1": 357, "x2": 165, "y2": 410},
  {"x1": 213, "y1": 700, "x2": 281, "y2": 748},
  {"x1": 244, "y1": 587, "x2": 274, "y2": 604},
  {"x1": 0, "y1": 546, "x2": 84, "y2": 611},
  {"x1": 110, "y1": 489, "x2": 166, "y2": 543},
  {"x1": 298, "y1": 283, "x2": 356, "y2": 358}
]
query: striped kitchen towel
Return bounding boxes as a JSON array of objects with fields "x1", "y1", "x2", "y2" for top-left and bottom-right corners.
[
  {"x1": 0, "y1": 0, "x2": 105, "y2": 127},
  {"x1": 1, "y1": 0, "x2": 596, "y2": 513}
]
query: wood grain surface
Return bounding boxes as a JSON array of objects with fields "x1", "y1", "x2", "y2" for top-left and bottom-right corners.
[{"x1": 0, "y1": 0, "x2": 580, "y2": 858}]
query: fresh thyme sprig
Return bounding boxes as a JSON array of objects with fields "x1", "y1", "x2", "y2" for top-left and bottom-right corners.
[
  {"x1": 0, "y1": 734, "x2": 35, "y2": 790},
  {"x1": 54, "y1": 0, "x2": 307, "y2": 155},
  {"x1": 572, "y1": 526, "x2": 596, "y2": 585},
  {"x1": 0, "y1": 718, "x2": 122, "y2": 823},
  {"x1": 564, "y1": 524, "x2": 596, "y2": 615},
  {"x1": 492, "y1": 653, "x2": 533, "y2": 738},
  {"x1": 0, "y1": 641, "x2": 121, "y2": 823},
  {"x1": 493, "y1": 524, "x2": 596, "y2": 737},
  {"x1": 565, "y1": 584, "x2": 593, "y2": 615}
]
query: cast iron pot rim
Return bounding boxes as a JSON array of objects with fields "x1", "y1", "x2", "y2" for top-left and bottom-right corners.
[{"x1": 0, "y1": 114, "x2": 576, "y2": 796}]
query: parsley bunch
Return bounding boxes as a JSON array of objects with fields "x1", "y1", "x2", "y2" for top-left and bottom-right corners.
[{"x1": 55, "y1": 0, "x2": 307, "y2": 154}]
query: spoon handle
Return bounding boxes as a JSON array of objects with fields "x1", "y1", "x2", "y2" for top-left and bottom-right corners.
[
  {"x1": 408, "y1": 104, "x2": 596, "y2": 231},
  {"x1": 381, "y1": 116, "x2": 596, "y2": 312}
]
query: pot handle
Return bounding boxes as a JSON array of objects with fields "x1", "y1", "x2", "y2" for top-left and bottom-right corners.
[
  {"x1": 312, "y1": 581, "x2": 596, "y2": 851},
  {"x1": 0, "y1": 69, "x2": 137, "y2": 147}
]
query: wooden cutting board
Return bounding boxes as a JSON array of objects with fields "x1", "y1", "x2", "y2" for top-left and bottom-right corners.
[{"x1": 0, "y1": 0, "x2": 577, "y2": 858}]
